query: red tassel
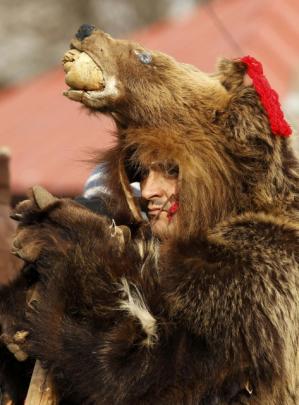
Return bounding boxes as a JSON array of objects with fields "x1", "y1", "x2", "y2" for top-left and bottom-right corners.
[
  {"x1": 240, "y1": 56, "x2": 291, "y2": 137},
  {"x1": 167, "y1": 201, "x2": 179, "y2": 221}
]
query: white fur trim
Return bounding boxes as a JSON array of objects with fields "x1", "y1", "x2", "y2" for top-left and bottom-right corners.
[{"x1": 119, "y1": 277, "x2": 158, "y2": 347}]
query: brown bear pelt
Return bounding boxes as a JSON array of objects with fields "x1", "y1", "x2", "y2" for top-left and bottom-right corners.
[{"x1": 0, "y1": 25, "x2": 299, "y2": 404}]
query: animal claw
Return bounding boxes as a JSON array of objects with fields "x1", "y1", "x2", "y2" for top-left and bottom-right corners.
[
  {"x1": 245, "y1": 381, "x2": 253, "y2": 395},
  {"x1": 10, "y1": 212, "x2": 23, "y2": 221},
  {"x1": 11, "y1": 247, "x2": 24, "y2": 259},
  {"x1": 14, "y1": 330, "x2": 29, "y2": 343},
  {"x1": 0, "y1": 331, "x2": 29, "y2": 362}
]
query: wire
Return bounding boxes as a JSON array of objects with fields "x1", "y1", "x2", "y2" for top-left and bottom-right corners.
[{"x1": 205, "y1": 1, "x2": 244, "y2": 55}]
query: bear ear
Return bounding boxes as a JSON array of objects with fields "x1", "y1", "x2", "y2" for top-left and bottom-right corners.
[
  {"x1": 217, "y1": 56, "x2": 292, "y2": 138},
  {"x1": 31, "y1": 185, "x2": 59, "y2": 210},
  {"x1": 216, "y1": 58, "x2": 248, "y2": 92}
]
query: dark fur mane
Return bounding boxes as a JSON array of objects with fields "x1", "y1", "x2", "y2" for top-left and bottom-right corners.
[{"x1": 96, "y1": 119, "x2": 299, "y2": 241}]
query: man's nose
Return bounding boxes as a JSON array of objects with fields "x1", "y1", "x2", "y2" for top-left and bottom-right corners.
[{"x1": 141, "y1": 172, "x2": 162, "y2": 200}]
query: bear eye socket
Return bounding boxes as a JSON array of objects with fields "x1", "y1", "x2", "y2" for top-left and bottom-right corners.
[{"x1": 135, "y1": 50, "x2": 152, "y2": 64}]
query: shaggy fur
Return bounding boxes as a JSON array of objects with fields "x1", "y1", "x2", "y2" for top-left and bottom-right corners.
[{"x1": 1, "y1": 26, "x2": 299, "y2": 404}]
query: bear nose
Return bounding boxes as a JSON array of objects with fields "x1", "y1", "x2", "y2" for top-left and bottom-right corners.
[{"x1": 75, "y1": 24, "x2": 95, "y2": 41}]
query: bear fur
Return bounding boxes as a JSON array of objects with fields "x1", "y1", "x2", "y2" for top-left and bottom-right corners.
[{"x1": 1, "y1": 25, "x2": 299, "y2": 404}]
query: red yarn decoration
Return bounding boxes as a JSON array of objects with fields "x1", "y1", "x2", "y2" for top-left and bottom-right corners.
[
  {"x1": 167, "y1": 201, "x2": 179, "y2": 221},
  {"x1": 240, "y1": 56, "x2": 292, "y2": 137}
]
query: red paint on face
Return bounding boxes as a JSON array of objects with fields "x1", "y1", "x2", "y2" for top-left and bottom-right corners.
[{"x1": 140, "y1": 167, "x2": 178, "y2": 238}]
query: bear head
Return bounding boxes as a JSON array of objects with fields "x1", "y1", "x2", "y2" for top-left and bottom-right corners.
[{"x1": 63, "y1": 25, "x2": 299, "y2": 239}]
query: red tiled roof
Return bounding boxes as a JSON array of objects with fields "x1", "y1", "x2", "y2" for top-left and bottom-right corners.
[{"x1": 1, "y1": 0, "x2": 299, "y2": 196}]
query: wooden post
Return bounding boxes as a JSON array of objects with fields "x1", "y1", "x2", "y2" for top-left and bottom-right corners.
[
  {"x1": 0, "y1": 148, "x2": 23, "y2": 284},
  {"x1": 25, "y1": 361, "x2": 58, "y2": 405},
  {"x1": 24, "y1": 289, "x2": 58, "y2": 404}
]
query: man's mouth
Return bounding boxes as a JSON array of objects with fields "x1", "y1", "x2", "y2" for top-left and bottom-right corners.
[
  {"x1": 147, "y1": 197, "x2": 179, "y2": 222},
  {"x1": 148, "y1": 208, "x2": 165, "y2": 217},
  {"x1": 147, "y1": 205, "x2": 170, "y2": 220}
]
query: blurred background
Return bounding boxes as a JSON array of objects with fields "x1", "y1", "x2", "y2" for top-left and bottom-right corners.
[{"x1": 0, "y1": 0, "x2": 299, "y2": 201}]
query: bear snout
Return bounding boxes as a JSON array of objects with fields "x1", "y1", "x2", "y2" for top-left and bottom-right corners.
[{"x1": 75, "y1": 24, "x2": 95, "y2": 41}]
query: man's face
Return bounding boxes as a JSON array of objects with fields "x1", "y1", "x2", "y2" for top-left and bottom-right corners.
[{"x1": 140, "y1": 164, "x2": 178, "y2": 238}]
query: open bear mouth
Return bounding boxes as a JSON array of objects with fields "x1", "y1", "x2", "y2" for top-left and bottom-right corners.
[
  {"x1": 63, "y1": 88, "x2": 109, "y2": 104},
  {"x1": 62, "y1": 49, "x2": 106, "y2": 96}
]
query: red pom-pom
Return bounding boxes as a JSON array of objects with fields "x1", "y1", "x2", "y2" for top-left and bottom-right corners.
[
  {"x1": 240, "y1": 56, "x2": 291, "y2": 137},
  {"x1": 167, "y1": 201, "x2": 179, "y2": 221}
]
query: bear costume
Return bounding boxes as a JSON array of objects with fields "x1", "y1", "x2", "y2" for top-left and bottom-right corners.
[{"x1": 1, "y1": 25, "x2": 299, "y2": 404}]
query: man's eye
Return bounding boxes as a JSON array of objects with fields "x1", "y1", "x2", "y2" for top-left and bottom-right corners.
[
  {"x1": 165, "y1": 165, "x2": 179, "y2": 178},
  {"x1": 135, "y1": 50, "x2": 152, "y2": 64},
  {"x1": 139, "y1": 167, "x2": 149, "y2": 180}
]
